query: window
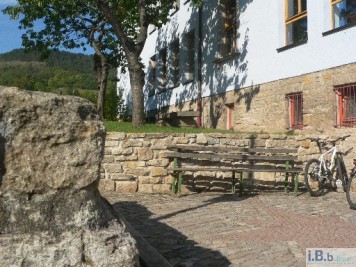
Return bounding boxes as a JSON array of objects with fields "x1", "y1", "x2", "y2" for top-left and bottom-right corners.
[
  {"x1": 148, "y1": 56, "x2": 156, "y2": 96},
  {"x1": 171, "y1": 40, "x2": 180, "y2": 87},
  {"x1": 285, "y1": 0, "x2": 308, "y2": 45},
  {"x1": 331, "y1": 0, "x2": 356, "y2": 29},
  {"x1": 184, "y1": 31, "x2": 195, "y2": 82},
  {"x1": 170, "y1": 0, "x2": 180, "y2": 15},
  {"x1": 335, "y1": 83, "x2": 356, "y2": 127},
  {"x1": 158, "y1": 48, "x2": 167, "y2": 91},
  {"x1": 286, "y1": 92, "x2": 303, "y2": 129},
  {"x1": 221, "y1": 0, "x2": 238, "y2": 55}
]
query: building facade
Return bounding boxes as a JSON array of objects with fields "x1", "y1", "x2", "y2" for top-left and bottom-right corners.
[{"x1": 121, "y1": 0, "x2": 356, "y2": 134}]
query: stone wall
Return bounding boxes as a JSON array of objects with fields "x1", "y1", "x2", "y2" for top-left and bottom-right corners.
[
  {"x1": 201, "y1": 63, "x2": 356, "y2": 133},
  {"x1": 99, "y1": 132, "x2": 356, "y2": 194},
  {"x1": 149, "y1": 63, "x2": 356, "y2": 134}
]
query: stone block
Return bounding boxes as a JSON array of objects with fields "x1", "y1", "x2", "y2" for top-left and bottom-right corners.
[
  {"x1": 128, "y1": 133, "x2": 146, "y2": 138},
  {"x1": 114, "y1": 154, "x2": 138, "y2": 161},
  {"x1": 125, "y1": 168, "x2": 150, "y2": 176},
  {"x1": 110, "y1": 173, "x2": 135, "y2": 181},
  {"x1": 124, "y1": 161, "x2": 146, "y2": 169},
  {"x1": 112, "y1": 147, "x2": 133, "y2": 156},
  {"x1": 139, "y1": 176, "x2": 163, "y2": 184},
  {"x1": 98, "y1": 179, "x2": 116, "y2": 192},
  {"x1": 150, "y1": 167, "x2": 168, "y2": 177},
  {"x1": 122, "y1": 140, "x2": 143, "y2": 148},
  {"x1": 105, "y1": 141, "x2": 119, "y2": 147},
  {"x1": 138, "y1": 148, "x2": 154, "y2": 160},
  {"x1": 300, "y1": 140, "x2": 311, "y2": 149},
  {"x1": 175, "y1": 137, "x2": 190, "y2": 144},
  {"x1": 146, "y1": 158, "x2": 170, "y2": 167},
  {"x1": 106, "y1": 132, "x2": 126, "y2": 140},
  {"x1": 102, "y1": 163, "x2": 122, "y2": 173},
  {"x1": 138, "y1": 184, "x2": 154, "y2": 193},
  {"x1": 196, "y1": 134, "x2": 208, "y2": 145},
  {"x1": 115, "y1": 181, "x2": 138, "y2": 193},
  {"x1": 101, "y1": 155, "x2": 115, "y2": 164},
  {"x1": 152, "y1": 184, "x2": 171, "y2": 194}
]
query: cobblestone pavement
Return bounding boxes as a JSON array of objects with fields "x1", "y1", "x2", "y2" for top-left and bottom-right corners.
[{"x1": 104, "y1": 191, "x2": 356, "y2": 267}]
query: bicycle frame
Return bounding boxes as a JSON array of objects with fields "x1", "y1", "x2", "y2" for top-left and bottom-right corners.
[{"x1": 318, "y1": 146, "x2": 338, "y2": 177}]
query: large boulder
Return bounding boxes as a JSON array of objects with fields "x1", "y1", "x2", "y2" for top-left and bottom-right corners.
[{"x1": 0, "y1": 87, "x2": 140, "y2": 266}]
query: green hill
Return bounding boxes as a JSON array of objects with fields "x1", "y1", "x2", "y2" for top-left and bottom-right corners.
[
  {"x1": 0, "y1": 48, "x2": 95, "y2": 74},
  {"x1": 0, "y1": 49, "x2": 98, "y2": 95},
  {"x1": 0, "y1": 49, "x2": 121, "y2": 120}
]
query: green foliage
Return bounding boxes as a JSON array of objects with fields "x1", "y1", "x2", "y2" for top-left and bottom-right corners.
[
  {"x1": 0, "y1": 49, "x2": 97, "y2": 92},
  {"x1": 104, "y1": 121, "x2": 241, "y2": 134},
  {"x1": 103, "y1": 83, "x2": 119, "y2": 121}
]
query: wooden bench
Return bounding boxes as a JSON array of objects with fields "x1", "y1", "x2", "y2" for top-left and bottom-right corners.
[{"x1": 163, "y1": 145, "x2": 303, "y2": 196}]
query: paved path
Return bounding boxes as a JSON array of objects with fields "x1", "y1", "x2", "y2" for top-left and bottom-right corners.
[{"x1": 104, "y1": 191, "x2": 356, "y2": 267}]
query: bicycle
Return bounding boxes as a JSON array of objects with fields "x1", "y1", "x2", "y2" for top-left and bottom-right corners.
[
  {"x1": 346, "y1": 159, "x2": 356, "y2": 210},
  {"x1": 304, "y1": 136, "x2": 353, "y2": 197}
]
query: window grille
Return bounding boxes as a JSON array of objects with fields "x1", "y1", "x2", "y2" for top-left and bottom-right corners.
[
  {"x1": 286, "y1": 92, "x2": 303, "y2": 129},
  {"x1": 158, "y1": 48, "x2": 167, "y2": 91},
  {"x1": 171, "y1": 40, "x2": 180, "y2": 87},
  {"x1": 184, "y1": 31, "x2": 195, "y2": 82},
  {"x1": 335, "y1": 83, "x2": 356, "y2": 127},
  {"x1": 218, "y1": 0, "x2": 238, "y2": 57},
  {"x1": 285, "y1": 0, "x2": 308, "y2": 45}
]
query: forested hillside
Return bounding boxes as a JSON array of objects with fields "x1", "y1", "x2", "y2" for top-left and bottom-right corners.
[
  {"x1": 0, "y1": 49, "x2": 97, "y2": 92},
  {"x1": 0, "y1": 49, "x2": 121, "y2": 120}
]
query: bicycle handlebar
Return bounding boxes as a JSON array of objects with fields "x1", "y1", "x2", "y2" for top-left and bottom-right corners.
[
  {"x1": 309, "y1": 135, "x2": 351, "y2": 143},
  {"x1": 338, "y1": 147, "x2": 353, "y2": 156}
]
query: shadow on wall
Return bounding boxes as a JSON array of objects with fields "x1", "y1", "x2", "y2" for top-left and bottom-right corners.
[
  {"x1": 145, "y1": 0, "x2": 259, "y2": 128},
  {"x1": 112, "y1": 194, "x2": 253, "y2": 266}
]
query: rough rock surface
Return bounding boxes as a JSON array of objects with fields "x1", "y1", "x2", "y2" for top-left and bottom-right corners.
[{"x1": 0, "y1": 87, "x2": 139, "y2": 266}]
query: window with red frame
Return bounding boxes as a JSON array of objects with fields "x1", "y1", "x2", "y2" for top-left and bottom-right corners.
[
  {"x1": 286, "y1": 92, "x2": 303, "y2": 129},
  {"x1": 335, "y1": 83, "x2": 356, "y2": 127}
]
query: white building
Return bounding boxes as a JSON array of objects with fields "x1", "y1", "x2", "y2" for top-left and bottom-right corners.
[{"x1": 122, "y1": 0, "x2": 356, "y2": 133}]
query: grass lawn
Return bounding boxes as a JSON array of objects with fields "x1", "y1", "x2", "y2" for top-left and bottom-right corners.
[{"x1": 104, "y1": 121, "x2": 241, "y2": 134}]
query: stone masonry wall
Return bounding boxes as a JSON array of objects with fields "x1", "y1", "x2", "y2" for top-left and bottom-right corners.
[
  {"x1": 99, "y1": 132, "x2": 356, "y2": 194},
  {"x1": 202, "y1": 63, "x2": 356, "y2": 133}
]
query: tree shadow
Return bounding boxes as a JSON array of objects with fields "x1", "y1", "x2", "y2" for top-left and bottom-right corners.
[
  {"x1": 144, "y1": 0, "x2": 260, "y2": 129},
  {"x1": 111, "y1": 194, "x2": 253, "y2": 266}
]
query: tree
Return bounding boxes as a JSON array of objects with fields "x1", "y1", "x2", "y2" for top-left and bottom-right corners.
[
  {"x1": 4, "y1": 0, "x2": 201, "y2": 125},
  {"x1": 3, "y1": 0, "x2": 123, "y2": 121}
]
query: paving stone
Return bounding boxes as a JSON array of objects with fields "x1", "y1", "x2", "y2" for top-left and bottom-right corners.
[{"x1": 104, "y1": 191, "x2": 356, "y2": 266}]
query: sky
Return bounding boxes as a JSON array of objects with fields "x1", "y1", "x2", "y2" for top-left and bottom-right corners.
[{"x1": 0, "y1": 0, "x2": 93, "y2": 55}]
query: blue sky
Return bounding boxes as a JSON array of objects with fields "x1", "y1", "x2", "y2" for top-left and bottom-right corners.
[{"x1": 0, "y1": 0, "x2": 93, "y2": 55}]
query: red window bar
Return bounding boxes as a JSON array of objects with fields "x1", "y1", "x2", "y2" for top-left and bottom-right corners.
[
  {"x1": 335, "y1": 83, "x2": 356, "y2": 127},
  {"x1": 286, "y1": 92, "x2": 303, "y2": 129}
]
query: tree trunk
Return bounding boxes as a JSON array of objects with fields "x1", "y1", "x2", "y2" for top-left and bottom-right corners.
[
  {"x1": 127, "y1": 54, "x2": 145, "y2": 127},
  {"x1": 94, "y1": 54, "x2": 110, "y2": 121}
]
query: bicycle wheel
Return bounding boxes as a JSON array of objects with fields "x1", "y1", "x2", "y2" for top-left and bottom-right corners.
[
  {"x1": 336, "y1": 160, "x2": 348, "y2": 192},
  {"x1": 346, "y1": 174, "x2": 356, "y2": 210},
  {"x1": 304, "y1": 159, "x2": 329, "y2": 197}
]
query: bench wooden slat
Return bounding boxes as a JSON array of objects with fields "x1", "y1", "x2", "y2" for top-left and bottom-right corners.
[
  {"x1": 167, "y1": 145, "x2": 298, "y2": 154},
  {"x1": 167, "y1": 167, "x2": 303, "y2": 173},
  {"x1": 163, "y1": 151, "x2": 297, "y2": 162}
]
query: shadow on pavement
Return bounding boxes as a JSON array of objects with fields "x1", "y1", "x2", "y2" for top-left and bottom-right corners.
[{"x1": 112, "y1": 194, "x2": 253, "y2": 267}]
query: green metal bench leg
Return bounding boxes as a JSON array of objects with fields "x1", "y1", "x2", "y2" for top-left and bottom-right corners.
[
  {"x1": 171, "y1": 172, "x2": 177, "y2": 193},
  {"x1": 171, "y1": 157, "x2": 178, "y2": 193},
  {"x1": 239, "y1": 172, "x2": 243, "y2": 196},
  {"x1": 284, "y1": 160, "x2": 291, "y2": 194},
  {"x1": 284, "y1": 172, "x2": 289, "y2": 194},
  {"x1": 294, "y1": 173, "x2": 299, "y2": 196},
  {"x1": 177, "y1": 171, "x2": 183, "y2": 196},
  {"x1": 232, "y1": 171, "x2": 236, "y2": 194}
]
